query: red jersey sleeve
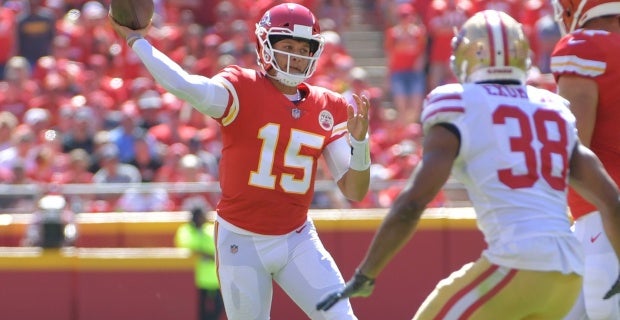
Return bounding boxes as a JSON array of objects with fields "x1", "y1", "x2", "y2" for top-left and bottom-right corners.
[{"x1": 551, "y1": 30, "x2": 620, "y2": 218}]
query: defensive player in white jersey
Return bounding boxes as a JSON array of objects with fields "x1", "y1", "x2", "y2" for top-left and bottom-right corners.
[
  {"x1": 317, "y1": 10, "x2": 620, "y2": 319},
  {"x1": 551, "y1": 0, "x2": 620, "y2": 318},
  {"x1": 109, "y1": 3, "x2": 371, "y2": 319}
]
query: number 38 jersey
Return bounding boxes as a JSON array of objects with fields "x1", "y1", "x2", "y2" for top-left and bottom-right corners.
[
  {"x1": 422, "y1": 83, "x2": 583, "y2": 274},
  {"x1": 212, "y1": 66, "x2": 349, "y2": 235}
]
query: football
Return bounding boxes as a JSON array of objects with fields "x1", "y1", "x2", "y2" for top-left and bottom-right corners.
[{"x1": 109, "y1": 0, "x2": 154, "y2": 30}]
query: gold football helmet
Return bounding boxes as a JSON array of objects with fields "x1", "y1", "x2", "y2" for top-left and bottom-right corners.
[
  {"x1": 552, "y1": 0, "x2": 620, "y2": 35},
  {"x1": 450, "y1": 10, "x2": 530, "y2": 84}
]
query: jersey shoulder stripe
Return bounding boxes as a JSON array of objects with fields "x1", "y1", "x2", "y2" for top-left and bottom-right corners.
[
  {"x1": 422, "y1": 84, "x2": 466, "y2": 132},
  {"x1": 213, "y1": 76, "x2": 240, "y2": 126},
  {"x1": 550, "y1": 55, "x2": 606, "y2": 77},
  {"x1": 551, "y1": 30, "x2": 609, "y2": 78}
]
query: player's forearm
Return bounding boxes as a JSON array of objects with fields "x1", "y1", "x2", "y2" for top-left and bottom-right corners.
[
  {"x1": 338, "y1": 169, "x2": 370, "y2": 201},
  {"x1": 358, "y1": 200, "x2": 422, "y2": 278}
]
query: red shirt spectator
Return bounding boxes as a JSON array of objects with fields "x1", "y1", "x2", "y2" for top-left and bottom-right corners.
[{"x1": 425, "y1": 0, "x2": 471, "y2": 88}]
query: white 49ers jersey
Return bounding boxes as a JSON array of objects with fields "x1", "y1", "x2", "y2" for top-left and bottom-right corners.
[{"x1": 422, "y1": 83, "x2": 583, "y2": 274}]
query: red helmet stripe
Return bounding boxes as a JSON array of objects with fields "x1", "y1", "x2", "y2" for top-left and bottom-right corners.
[
  {"x1": 483, "y1": 10, "x2": 510, "y2": 67},
  {"x1": 483, "y1": 12, "x2": 496, "y2": 67},
  {"x1": 499, "y1": 14, "x2": 510, "y2": 66}
]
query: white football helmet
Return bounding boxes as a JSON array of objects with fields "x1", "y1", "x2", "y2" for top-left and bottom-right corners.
[
  {"x1": 255, "y1": 3, "x2": 324, "y2": 87},
  {"x1": 450, "y1": 10, "x2": 530, "y2": 84},
  {"x1": 552, "y1": 0, "x2": 620, "y2": 35}
]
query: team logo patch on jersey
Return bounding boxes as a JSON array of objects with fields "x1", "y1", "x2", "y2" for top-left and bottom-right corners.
[{"x1": 318, "y1": 110, "x2": 334, "y2": 131}]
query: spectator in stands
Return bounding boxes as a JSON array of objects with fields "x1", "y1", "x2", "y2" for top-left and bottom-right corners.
[
  {"x1": 128, "y1": 132, "x2": 164, "y2": 183},
  {"x1": 16, "y1": 0, "x2": 56, "y2": 67},
  {"x1": 108, "y1": 102, "x2": 158, "y2": 164},
  {"x1": 92, "y1": 143, "x2": 142, "y2": 184},
  {"x1": 61, "y1": 148, "x2": 94, "y2": 184},
  {"x1": 61, "y1": 106, "x2": 96, "y2": 154},
  {"x1": 0, "y1": 111, "x2": 18, "y2": 152},
  {"x1": 425, "y1": 0, "x2": 470, "y2": 90},
  {"x1": 136, "y1": 89, "x2": 164, "y2": 130},
  {"x1": 312, "y1": 30, "x2": 351, "y2": 86},
  {"x1": 174, "y1": 206, "x2": 224, "y2": 320},
  {"x1": 384, "y1": 3, "x2": 427, "y2": 124},
  {"x1": 149, "y1": 104, "x2": 198, "y2": 146},
  {"x1": 169, "y1": 23, "x2": 206, "y2": 70},
  {"x1": 317, "y1": 0, "x2": 351, "y2": 35},
  {"x1": 22, "y1": 107, "x2": 51, "y2": 144},
  {"x1": 27, "y1": 129, "x2": 67, "y2": 183},
  {"x1": 217, "y1": 19, "x2": 255, "y2": 68},
  {"x1": 341, "y1": 66, "x2": 383, "y2": 115},
  {"x1": 0, "y1": 124, "x2": 37, "y2": 173},
  {"x1": 0, "y1": 56, "x2": 38, "y2": 120},
  {"x1": 187, "y1": 134, "x2": 219, "y2": 180},
  {"x1": 27, "y1": 63, "x2": 74, "y2": 119},
  {"x1": 207, "y1": 0, "x2": 240, "y2": 40},
  {"x1": 154, "y1": 142, "x2": 189, "y2": 183}
]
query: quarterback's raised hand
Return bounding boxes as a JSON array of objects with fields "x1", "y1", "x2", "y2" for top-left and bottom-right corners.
[
  {"x1": 604, "y1": 273, "x2": 620, "y2": 299},
  {"x1": 346, "y1": 94, "x2": 370, "y2": 142},
  {"x1": 316, "y1": 270, "x2": 375, "y2": 312}
]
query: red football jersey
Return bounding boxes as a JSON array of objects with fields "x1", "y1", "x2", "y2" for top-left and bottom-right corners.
[
  {"x1": 551, "y1": 29, "x2": 620, "y2": 219},
  {"x1": 213, "y1": 66, "x2": 349, "y2": 235}
]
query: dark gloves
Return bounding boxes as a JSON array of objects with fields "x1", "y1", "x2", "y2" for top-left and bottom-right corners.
[
  {"x1": 604, "y1": 273, "x2": 620, "y2": 299},
  {"x1": 316, "y1": 269, "x2": 375, "y2": 311}
]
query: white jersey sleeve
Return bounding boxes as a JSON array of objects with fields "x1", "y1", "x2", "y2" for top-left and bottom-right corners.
[
  {"x1": 132, "y1": 38, "x2": 229, "y2": 118},
  {"x1": 421, "y1": 83, "x2": 582, "y2": 274}
]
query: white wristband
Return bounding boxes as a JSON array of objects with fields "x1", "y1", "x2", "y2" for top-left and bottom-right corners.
[{"x1": 349, "y1": 135, "x2": 371, "y2": 171}]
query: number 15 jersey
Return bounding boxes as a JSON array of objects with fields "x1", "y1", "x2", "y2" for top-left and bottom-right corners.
[
  {"x1": 213, "y1": 66, "x2": 350, "y2": 236},
  {"x1": 421, "y1": 83, "x2": 583, "y2": 275}
]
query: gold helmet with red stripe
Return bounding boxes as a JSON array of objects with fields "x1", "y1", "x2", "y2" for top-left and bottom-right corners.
[{"x1": 450, "y1": 10, "x2": 530, "y2": 84}]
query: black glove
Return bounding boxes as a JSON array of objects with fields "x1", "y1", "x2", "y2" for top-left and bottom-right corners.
[
  {"x1": 604, "y1": 273, "x2": 620, "y2": 299},
  {"x1": 316, "y1": 269, "x2": 375, "y2": 312}
]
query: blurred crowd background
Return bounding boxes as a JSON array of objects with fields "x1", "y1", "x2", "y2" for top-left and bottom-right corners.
[{"x1": 0, "y1": 0, "x2": 559, "y2": 214}]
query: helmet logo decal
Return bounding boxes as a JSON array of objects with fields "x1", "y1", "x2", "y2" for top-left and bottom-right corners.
[
  {"x1": 318, "y1": 110, "x2": 334, "y2": 131},
  {"x1": 260, "y1": 11, "x2": 271, "y2": 27}
]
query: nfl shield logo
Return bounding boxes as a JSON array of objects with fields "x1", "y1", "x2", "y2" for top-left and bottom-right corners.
[
  {"x1": 292, "y1": 108, "x2": 301, "y2": 119},
  {"x1": 230, "y1": 244, "x2": 238, "y2": 254}
]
